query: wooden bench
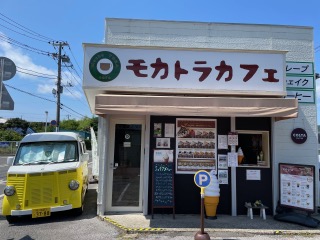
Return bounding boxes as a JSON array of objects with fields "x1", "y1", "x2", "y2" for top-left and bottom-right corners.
[{"x1": 245, "y1": 202, "x2": 268, "y2": 220}]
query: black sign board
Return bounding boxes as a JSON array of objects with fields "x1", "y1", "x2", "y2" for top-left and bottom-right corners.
[
  {"x1": 291, "y1": 128, "x2": 307, "y2": 144},
  {"x1": 152, "y1": 162, "x2": 175, "y2": 219}
]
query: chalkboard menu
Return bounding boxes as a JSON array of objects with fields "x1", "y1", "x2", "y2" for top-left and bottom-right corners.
[{"x1": 152, "y1": 162, "x2": 175, "y2": 218}]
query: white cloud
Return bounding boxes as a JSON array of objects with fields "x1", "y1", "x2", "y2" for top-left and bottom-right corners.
[
  {"x1": 37, "y1": 84, "x2": 55, "y2": 95},
  {"x1": 0, "y1": 32, "x2": 84, "y2": 100}
]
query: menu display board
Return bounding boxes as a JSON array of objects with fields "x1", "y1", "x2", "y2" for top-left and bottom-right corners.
[
  {"x1": 279, "y1": 163, "x2": 315, "y2": 212},
  {"x1": 152, "y1": 163, "x2": 174, "y2": 207},
  {"x1": 176, "y1": 118, "x2": 217, "y2": 174},
  {"x1": 152, "y1": 150, "x2": 175, "y2": 219}
]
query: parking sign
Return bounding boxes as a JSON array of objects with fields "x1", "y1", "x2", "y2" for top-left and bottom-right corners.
[{"x1": 194, "y1": 170, "x2": 211, "y2": 188}]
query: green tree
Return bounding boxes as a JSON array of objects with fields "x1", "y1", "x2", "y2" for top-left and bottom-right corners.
[
  {"x1": 90, "y1": 117, "x2": 98, "y2": 132},
  {"x1": 0, "y1": 129, "x2": 23, "y2": 141},
  {"x1": 77, "y1": 117, "x2": 91, "y2": 132},
  {"x1": 5, "y1": 118, "x2": 29, "y2": 134},
  {"x1": 60, "y1": 119, "x2": 79, "y2": 131},
  {"x1": 77, "y1": 116, "x2": 98, "y2": 132},
  {"x1": 29, "y1": 122, "x2": 45, "y2": 133}
]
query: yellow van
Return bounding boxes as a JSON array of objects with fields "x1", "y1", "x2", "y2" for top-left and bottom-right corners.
[{"x1": 2, "y1": 132, "x2": 89, "y2": 223}]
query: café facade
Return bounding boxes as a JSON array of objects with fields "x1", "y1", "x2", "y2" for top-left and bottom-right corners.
[{"x1": 82, "y1": 18, "x2": 318, "y2": 217}]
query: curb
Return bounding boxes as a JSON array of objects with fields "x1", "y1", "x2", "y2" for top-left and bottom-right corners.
[
  {"x1": 100, "y1": 216, "x2": 165, "y2": 234},
  {"x1": 98, "y1": 215, "x2": 320, "y2": 236}
]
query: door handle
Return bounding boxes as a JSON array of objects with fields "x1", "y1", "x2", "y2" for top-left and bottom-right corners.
[{"x1": 110, "y1": 162, "x2": 118, "y2": 170}]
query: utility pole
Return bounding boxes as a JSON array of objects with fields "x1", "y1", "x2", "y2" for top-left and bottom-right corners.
[
  {"x1": 52, "y1": 41, "x2": 69, "y2": 132},
  {"x1": 45, "y1": 111, "x2": 48, "y2": 132}
]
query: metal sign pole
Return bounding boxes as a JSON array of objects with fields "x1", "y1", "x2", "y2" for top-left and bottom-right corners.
[
  {"x1": 200, "y1": 188, "x2": 205, "y2": 234},
  {"x1": 194, "y1": 171, "x2": 211, "y2": 240},
  {"x1": 0, "y1": 58, "x2": 4, "y2": 109}
]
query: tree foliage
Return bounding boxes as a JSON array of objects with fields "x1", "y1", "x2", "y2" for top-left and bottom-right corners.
[
  {"x1": 60, "y1": 119, "x2": 79, "y2": 131},
  {"x1": 77, "y1": 117, "x2": 98, "y2": 132},
  {"x1": 0, "y1": 116, "x2": 98, "y2": 141},
  {"x1": 0, "y1": 129, "x2": 23, "y2": 141},
  {"x1": 5, "y1": 118, "x2": 29, "y2": 134}
]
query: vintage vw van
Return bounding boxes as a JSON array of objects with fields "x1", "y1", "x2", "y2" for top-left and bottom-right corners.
[{"x1": 2, "y1": 132, "x2": 89, "y2": 223}]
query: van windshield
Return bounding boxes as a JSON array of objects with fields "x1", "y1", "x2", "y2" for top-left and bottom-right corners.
[{"x1": 14, "y1": 141, "x2": 78, "y2": 165}]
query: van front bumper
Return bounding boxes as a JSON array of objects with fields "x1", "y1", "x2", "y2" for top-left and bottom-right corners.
[{"x1": 10, "y1": 204, "x2": 73, "y2": 216}]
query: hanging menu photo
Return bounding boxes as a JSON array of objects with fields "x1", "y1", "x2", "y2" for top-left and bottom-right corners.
[
  {"x1": 279, "y1": 163, "x2": 315, "y2": 212},
  {"x1": 176, "y1": 118, "x2": 217, "y2": 174}
]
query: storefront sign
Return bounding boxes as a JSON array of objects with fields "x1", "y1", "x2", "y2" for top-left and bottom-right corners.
[
  {"x1": 286, "y1": 76, "x2": 314, "y2": 89},
  {"x1": 83, "y1": 45, "x2": 286, "y2": 96},
  {"x1": 279, "y1": 163, "x2": 315, "y2": 212},
  {"x1": 286, "y1": 90, "x2": 315, "y2": 104},
  {"x1": 291, "y1": 128, "x2": 307, "y2": 144},
  {"x1": 176, "y1": 118, "x2": 217, "y2": 174},
  {"x1": 286, "y1": 62, "x2": 314, "y2": 76}
]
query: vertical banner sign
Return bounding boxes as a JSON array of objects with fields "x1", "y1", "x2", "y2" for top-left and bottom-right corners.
[
  {"x1": 279, "y1": 163, "x2": 315, "y2": 212},
  {"x1": 152, "y1": 150, "x2": 175, "y2": 219}
]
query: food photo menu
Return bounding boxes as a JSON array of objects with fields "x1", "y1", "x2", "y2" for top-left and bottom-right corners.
[
  {"x1": 176, "y1": 118, "x2": 217, "y2": 174},
  {"x1": 279, "y1": 163, "x2": 315, "y2": 211}
]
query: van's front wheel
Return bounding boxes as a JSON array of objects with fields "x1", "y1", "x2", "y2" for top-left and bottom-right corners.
[{"x1": 73, "y1": 202, "x2": 84, "y2": 216}]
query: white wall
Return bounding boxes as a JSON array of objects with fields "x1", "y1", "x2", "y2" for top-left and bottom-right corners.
[{"x1": 105, "y1": 18, "x2": 318, "y2": 211}]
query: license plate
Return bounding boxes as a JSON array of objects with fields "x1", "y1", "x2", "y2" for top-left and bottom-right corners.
[{"x1": 32, "y1": 208, "x2": 51, "y2": 218}]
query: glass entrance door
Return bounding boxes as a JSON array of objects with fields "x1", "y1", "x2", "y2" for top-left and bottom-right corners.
[{"x1": 107, "y1": 119, "x2": 144, "y2": 211}]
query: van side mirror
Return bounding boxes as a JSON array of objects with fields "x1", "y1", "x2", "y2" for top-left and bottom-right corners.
[
  {"x1": 82, "y1": 152, "x2": 89, "y2": 162},
  {"x1": 7, "y1": 156, "x2": 14, "y2": 166}
]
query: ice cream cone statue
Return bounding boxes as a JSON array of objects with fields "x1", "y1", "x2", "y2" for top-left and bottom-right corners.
[
  {"x1": 204, "y1": 170, "x2": 220, "y2": 219},
  {"x1": 237, "y1": 147, "x2": 244, "y2": 165}
]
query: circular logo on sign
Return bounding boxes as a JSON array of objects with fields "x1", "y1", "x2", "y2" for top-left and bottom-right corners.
[
  {"x1": 89, "y1": 51, "x2": 121, "y2": 82},
  {"x1": 291, "y1": 128, "x2": 307, "y2": 144},
  {"x1": 125, "y1": 134, "x2": 130, "y2": 140}
]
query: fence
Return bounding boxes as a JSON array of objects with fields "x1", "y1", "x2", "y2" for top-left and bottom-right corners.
[{"x1": 0, "y1": 141, "x2": 19, "y2": 155}]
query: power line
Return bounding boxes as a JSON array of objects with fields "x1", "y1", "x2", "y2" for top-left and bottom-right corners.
[
  {"x1": 62, "y1": 62, "x2": 82, "y2": 87},
  {"x1": 60, "y1": 103, "x2": 86, "y2": 118},
  {"x1": 16, "y1": 66, "x2": 56, "y2": 77},
  {"x1": 4, "y1": 83, "x2": 86, "y2": 118},
  {"x1": 67, "y1": 45, "x2": 83, "y2": 74},
  {"x1": 16, "y1": 69, "x2": 56, "y2": 79},
  {"x1": 0, "y1": 22, "x2": 49, "y2": 43},
  {"x1": 0, "y1": 12, "x2": 54, "y2": 42},
  {"x1": 0, "y1": 34, "x2": 53, "y2": 56},
  {"x1": 4, "y1": 83, "x2": 56, "y2": 103}
]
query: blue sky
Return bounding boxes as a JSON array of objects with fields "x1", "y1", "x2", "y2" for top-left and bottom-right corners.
[{"x1": 0, "y1": 0, "x2": 319, "y2": 123}]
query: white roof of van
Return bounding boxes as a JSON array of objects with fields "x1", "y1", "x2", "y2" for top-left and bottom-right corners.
[{"x1": 21, "y1": 132, "x2": 80, "y2": 143}]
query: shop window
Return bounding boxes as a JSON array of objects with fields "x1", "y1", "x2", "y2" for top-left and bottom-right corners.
[{"x1": 237, "y1": 130, "x2": 269, "y2": 168}]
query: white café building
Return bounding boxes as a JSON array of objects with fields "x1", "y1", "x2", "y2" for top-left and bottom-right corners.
[{"x1": 82, "y1": 18, "x2": 318, "y2": 217}]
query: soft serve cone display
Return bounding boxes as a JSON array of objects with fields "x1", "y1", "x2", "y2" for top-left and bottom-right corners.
[
  {"x1": 204, "y1": 170, "x2": 220, "y2": 219},
  {"x1": 237, "y1": 147, "x2": 244, "y2": 165}
]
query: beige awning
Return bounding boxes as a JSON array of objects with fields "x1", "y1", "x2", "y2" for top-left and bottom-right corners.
[{"x1": 95, "y1": 94, "x2": 298, "y2": 119}]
